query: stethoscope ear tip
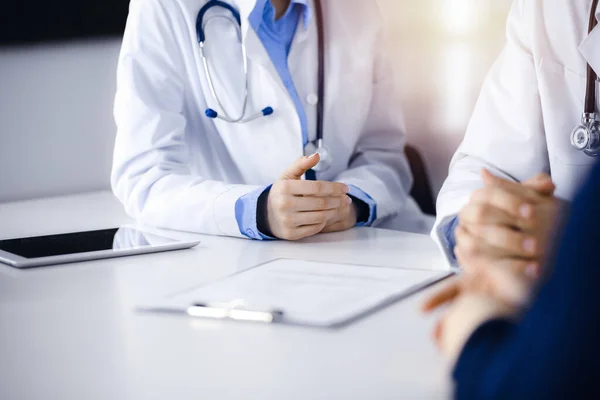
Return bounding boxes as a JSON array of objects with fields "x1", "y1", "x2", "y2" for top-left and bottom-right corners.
[
  {"x1": 205, "y1": 109, "x2": 218, "y2": 119},
  {"x1": 261, "y1": 107, "x2": 274, "y2": 117}
]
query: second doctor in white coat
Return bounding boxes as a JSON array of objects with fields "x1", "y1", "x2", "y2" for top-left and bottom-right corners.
[
  {"x1": 112, "y1": 0, "x2": 429, "y2": 240},
  {"x1": 434, "y1": 0, "x2": 599, "y2": 269}
]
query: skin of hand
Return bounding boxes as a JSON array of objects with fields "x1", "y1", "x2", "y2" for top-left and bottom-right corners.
[
  {"x1": 424, "y1": 264, "x2": 531, "y2": 365},
  {"x1": 457, "y1": 170, "x2": 561, "y2": 276},
  {"x1": 435, "y1": 292, "x2": 515, "y2": 366},
  {"x1": 265, "y1": 153, "x2": 353, "y2": 241},
  {"x1": 421, "y1": 170, "x2": 558, "y2": 315},
  {"x1": 422, "y1": 259, "x2": 534, "y2": 315},
  {"x1": 320, "y1": 196, "x2": 359, "y2": 234}
]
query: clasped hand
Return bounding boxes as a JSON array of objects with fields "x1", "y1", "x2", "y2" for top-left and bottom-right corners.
[
  {"x1": 262, "y1": 154, "x2": 358, "y2": 240},
  {"x1": 422, "y1": 169, "x2": 563, "y2": 362},
  {"x1": 456, "y1": 169, "x2": 560, "y2": 276}
]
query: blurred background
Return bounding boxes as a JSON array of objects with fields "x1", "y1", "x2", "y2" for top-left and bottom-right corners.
[{"x1": 0, "y1": 0, "x2": 513, "y2": 204}]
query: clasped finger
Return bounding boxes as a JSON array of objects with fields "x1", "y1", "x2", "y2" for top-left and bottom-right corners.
[
  {"x1": 279, "y1": 180, "x2": 350, "y2": 196},
  {"x1": 293, "y1": 209, "x2": 339, "y2": 227},
  {"x1": 470, "y1": 187, "x2": 534, "y2": 222},
  {"x1": 295, "y1": 195, "x2": 352, "y2": 212},
  {"x1": 468, "y1": 224, "x2": 539, "y2": 259}
]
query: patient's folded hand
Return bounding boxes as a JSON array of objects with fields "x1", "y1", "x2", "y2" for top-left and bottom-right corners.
[
  {"x1": 422, "y1": 260, "x2": 534, "y2": 314},
  {"x1": 422, "y1": 263, "x2": 537, "y2": 364}
]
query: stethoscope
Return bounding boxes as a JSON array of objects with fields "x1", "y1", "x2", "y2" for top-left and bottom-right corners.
[
  {"x1": 571, "y1": 0, "x2": 600, "y2": 157},
  {"x1": 196, "y1": 0, "x2": 332, "y2": 172}
]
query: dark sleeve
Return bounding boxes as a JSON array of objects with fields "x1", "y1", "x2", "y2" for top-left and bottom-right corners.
[{"x1": 452, "y1": 162, "x2": 600, "y2": 399}]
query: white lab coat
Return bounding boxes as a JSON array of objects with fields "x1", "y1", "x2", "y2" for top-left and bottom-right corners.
[
  {"x1": 434, "y1": 0, "x2": 600, "y2": 262},
  {"x1": 111, "y1": 0, "x2": 430, "y2": 238}
]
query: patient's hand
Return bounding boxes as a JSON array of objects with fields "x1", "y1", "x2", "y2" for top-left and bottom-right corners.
[
  {"x1": 423, "y1": 260, "x2": 536, "y2": 364},
  {"x1": 434, "y1": 291, "x2": 514, "y2": 365},
  {"x1": 423, "y1": 171, "x2": 555, "y2": 315},
  {"x1": 424, "y1": 171, "x2": 564, "y2": 364},
  {"x1": 422, "y1": 259, "x2": 534, "y2": 314}
]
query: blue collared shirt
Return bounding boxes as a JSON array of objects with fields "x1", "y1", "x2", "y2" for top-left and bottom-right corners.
[{"x1": 235, "y1": 0, "x2": 376, "y2": 240}]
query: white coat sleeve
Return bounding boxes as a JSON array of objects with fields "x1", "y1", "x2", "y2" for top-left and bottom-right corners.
[
  {"x1": 432, "y1": 0, "x2": 549, "y2": 250},
  {"x1": 334, "y1": 8, "x2": 430, "y2": 234},
  {"x1": 111, "y1": 0, "x2": 259, "y2": 237}
]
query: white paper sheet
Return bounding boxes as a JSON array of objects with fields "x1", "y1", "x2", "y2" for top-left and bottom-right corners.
[{"x1": 140, "y1": 259, "x2": 452, "y2": 327}]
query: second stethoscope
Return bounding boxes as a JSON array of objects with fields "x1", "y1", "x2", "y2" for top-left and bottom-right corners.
[
  {"x1": 571, "y1": 0, "x2": 600, "y2": 157},
  {"x1": 196, "y1": 0, "x2": 332, "y2": 172}
]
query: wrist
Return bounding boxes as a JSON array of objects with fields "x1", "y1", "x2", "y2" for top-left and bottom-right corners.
[
  {"x1": 350, "y1": 195, "x2": 370, "y2": 224},
  {"x1": 257, "y1": 188, "x2": 274, "y2": 237},
  {"x1": 444, "y1": 294, "x2": 513, "y2": 365}
]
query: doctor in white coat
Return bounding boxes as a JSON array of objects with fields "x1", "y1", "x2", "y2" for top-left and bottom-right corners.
[
  {"x1": 111, "y1": 0, "x2": 429, "y2": 241},
  {"x1": 434, "y1": 0, "x2": 600, "y2": 270}
]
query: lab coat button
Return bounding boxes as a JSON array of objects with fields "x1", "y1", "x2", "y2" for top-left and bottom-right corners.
[{"x1": 306, "y1": 93, "x2": 319, "y2": 106}]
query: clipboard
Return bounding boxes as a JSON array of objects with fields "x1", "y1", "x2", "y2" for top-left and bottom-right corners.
[{"x1": 138, "y1": 259, "x2": 453, "y2": 328}]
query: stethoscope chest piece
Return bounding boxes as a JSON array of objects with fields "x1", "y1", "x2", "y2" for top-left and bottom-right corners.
[
  {"x1": 304, "y1": 139, "x2": 332, "y2": 172},
  {"x1": 571, "y1": 114, "x2": 600, "y2": 157},
  {"x1": 572, "y1": 0, "x2": 600, "y2": 158}
]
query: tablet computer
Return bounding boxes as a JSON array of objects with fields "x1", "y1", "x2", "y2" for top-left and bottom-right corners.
[{"x1": 0, "y1": 227, "x2": 201, "y2": 268}]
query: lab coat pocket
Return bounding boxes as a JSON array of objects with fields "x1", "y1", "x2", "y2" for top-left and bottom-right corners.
[{"x1": 538, "y1": 58, "x2": 597, "y2": 166}]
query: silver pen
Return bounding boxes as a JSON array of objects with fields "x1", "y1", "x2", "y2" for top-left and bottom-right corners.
[{"x1": 186, "y1": 303, "x2": 285, "y2": 324}]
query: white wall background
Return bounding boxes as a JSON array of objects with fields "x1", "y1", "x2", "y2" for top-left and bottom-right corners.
[
  {"x1": 0, "y1": 0, "x2": 513, "y2": 204},
  {"x1": 0, "y1": 40, "x2": 121, "y2": 202},
  {"x1": 382, "y1": 0, "x2": 513, "y2": 193}
]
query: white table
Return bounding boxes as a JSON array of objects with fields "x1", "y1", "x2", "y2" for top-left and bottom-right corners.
[{"x1": 0, "y1": 191, "x2": 452, "y2": 400}]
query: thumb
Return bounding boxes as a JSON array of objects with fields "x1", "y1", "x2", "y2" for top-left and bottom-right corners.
[
  {"x1": 523, "y1": 173, "x2": 555, "y2": 196},
  {"x1": 279, "y1": 153, "x2": 320, "y2": 180}
]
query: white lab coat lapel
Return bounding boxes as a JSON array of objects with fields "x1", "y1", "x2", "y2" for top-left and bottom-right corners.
[
  {"x1": 236, "y1": 0, "x2": 309, "y2": 158},
  {"x1": 290, "y1": 0, "x2": 312, "y2": 45},
  {"x1": 288, "y1": 0, "x2": 319, "y2": 144},
  {"x1": 236, "y1": 0, "x2": 293, "y2": 96},
  {"x1": 578, "y1": 4, "x2": 600, "y2": 80},
  {"x1": 235, "y1": 0, "x2": 273, "y2": 71}
]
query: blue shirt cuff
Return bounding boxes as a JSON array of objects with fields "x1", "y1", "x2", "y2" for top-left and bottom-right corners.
[
  {"x1": 443, "y1": 216, "x2": 460, "y2": 260},
  {"x1": 347, "y1": 185, "x2": 377, "y2": 227},
  {"x1": 235, "y1": 185, "x2": 276, "y2": 240}
]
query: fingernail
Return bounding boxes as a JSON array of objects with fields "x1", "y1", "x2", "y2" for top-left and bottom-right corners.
[
  {"x1": 307, "y1": 153, "x2": 317, "y2": 159},
  {"x1": 345, "y1": 196, "x2": 353, "y2": 205},
  {"x1": 523, "y1": 238, "x2": 536, "y2": 254},
  {"x1": 343, "y1": 185, "x2": 350, "y2": 193},
  {"x1": 525, "y1": 264, "x2": 539, "y2": 279},
  {"x1": 519, "y1": 204, "x2": 533, "y2": 219}
]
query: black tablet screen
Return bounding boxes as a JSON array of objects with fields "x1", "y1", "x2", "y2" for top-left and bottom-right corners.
[{"x1": 0, "y1": 229, "x2": 129, "y2": 259}]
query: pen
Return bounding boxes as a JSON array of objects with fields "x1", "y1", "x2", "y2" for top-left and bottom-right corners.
[{"x1": 187, "y1": 303, "x2": 285, "y2": 323}]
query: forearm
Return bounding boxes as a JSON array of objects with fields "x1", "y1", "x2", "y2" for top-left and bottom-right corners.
[{"x1": 112, "y1": 165, "x2": 260, "y2": 237}]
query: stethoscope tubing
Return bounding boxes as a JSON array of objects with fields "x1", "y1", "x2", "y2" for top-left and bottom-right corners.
[
  {"x1": 196, "y1": 0, "x2": 331, "y2": 170},
  {"x1": 571, "y1": 0, "x2": 600, "y2": 157}
]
